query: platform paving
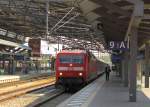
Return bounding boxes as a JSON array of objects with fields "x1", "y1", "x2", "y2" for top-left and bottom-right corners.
[
  {"x1": 58, "y1": 73, "x2": 150, "y2": 107},
  {"x1": 85, "y1": 76, "x2": 150, "y2": 107}
]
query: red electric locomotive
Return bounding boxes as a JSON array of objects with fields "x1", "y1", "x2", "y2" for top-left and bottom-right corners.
[{"x1": 55, "y1": 49, "x2": 105, "y2": 89}]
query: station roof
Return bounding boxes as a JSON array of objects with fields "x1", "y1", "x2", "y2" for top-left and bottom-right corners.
[{"x1": 0, "y1": 0, "x2": 150, "y2": 51}]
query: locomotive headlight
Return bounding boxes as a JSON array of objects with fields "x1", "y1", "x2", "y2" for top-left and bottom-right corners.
[
  {"x1": 59, "y1": 72, "x2": 63, "y2": 76},
  {"x1": 79, "y1": 73, "x2": 83, "y2": 76}
]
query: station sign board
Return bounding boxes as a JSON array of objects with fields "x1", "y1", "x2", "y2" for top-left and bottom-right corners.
[
  {"x1": 28, "y1": 38, "x2": 41, "y2": 57},
  {"x1": 108, "y1": 41, "x2": 129, "y2": 51},
  {"x1": 111, "y1": 54, "x2": 122, "y2": 63},
  {"x1": 0, "y1": 53, "x2": 14, "y2": 60},
  {"x1": 2, "y1": 54, "x2": 10, "y2": 60},
  {"x1": 14, "y1": 55, "x2": 24, "y2": 60},
  {"x1": 0, "y1": 54, "x2": 3, "y2": 60}
]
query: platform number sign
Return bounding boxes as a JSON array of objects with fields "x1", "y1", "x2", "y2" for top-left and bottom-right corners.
[{"x1": 108, "y1": 41, "x2": 129, "y2": 51}]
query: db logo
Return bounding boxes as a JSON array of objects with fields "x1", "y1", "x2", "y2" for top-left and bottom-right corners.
[{"x1": 68, "y1": 67, "x2": 73, "y2": 71}]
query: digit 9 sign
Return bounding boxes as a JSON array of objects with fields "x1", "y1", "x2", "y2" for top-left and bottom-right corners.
[
  {"x1": 108, "y1": 41, "x2": 129, "y2": 51},
  {"x1": 109, "y1": 41, "x2": 115, "y2": 49}
]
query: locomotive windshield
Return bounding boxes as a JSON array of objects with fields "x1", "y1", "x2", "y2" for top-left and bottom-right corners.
[{"x1": 59, "y1": 55, "x2": 83, "y2": 64}]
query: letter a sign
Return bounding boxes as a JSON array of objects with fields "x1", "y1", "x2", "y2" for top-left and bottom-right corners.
[
  {"x1": 120, "y1": 41, "x2": 126, "y2": 48},
  {"x1": 108, "y1": 41, "x2": 129, "y2": 51}
]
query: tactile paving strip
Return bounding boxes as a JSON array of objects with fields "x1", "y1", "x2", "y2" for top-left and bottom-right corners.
[{"x1": 66, "y1": 78, "x2": 104, "y2": 107}]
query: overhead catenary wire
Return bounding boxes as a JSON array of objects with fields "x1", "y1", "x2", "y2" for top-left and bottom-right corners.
[
  {"x1": 49, "y1": 7, "x2": 75, "y2": 34},
  {"x1": 59, "y1": 22, "x2": 91, "y2": 27},
  {"x1": 60, "y1": 25, "x2": 89, "y2": 31},
  {"x1": 54, "y1": 13, "x2": 80, "y2": 32}
]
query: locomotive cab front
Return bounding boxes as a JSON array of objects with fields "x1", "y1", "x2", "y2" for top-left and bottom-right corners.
[{"x1": 55, "y1": 52, "x2": 87, "y2": 87}]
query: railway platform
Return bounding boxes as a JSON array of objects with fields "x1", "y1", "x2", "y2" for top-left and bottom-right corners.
[
  {"x1": 58, "y1": 73, "x2": 150, "y2": 107},
  {"x1": 0, "y1": 70, "x2": 54, "y2": 84}
]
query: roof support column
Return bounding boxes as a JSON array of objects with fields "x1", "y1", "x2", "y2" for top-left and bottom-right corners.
[
  {"x1": 129, "y1": 26, "x2": 138, "y2": 102},
  {"x1": 125, "y1": 0, "x2": 144, "y2": 102},
  {"x1": 145, "y1": 43, "x2": 150, "y2": 88}
]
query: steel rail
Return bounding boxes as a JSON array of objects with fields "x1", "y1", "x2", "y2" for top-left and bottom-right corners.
[
  {"x1": 0, "y1": 75, "x2": 53, "y2": 88},
  {"x1": 26, "y1": 89, "x2": 65, "y2": 107},
  {"x1": 0, "y1": 77, "x2": 56, "y2": 102}
]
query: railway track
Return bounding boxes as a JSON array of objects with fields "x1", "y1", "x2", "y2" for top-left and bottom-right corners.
[
  {"x1": 0, "y1": 75, "x2": 56, "y2": 103},
  {"x1": 0, "y1": 75, "x2": 102, "y2": 107},
  {"x1": 0, "y1": 74, "x2": 102, "y2": 107},
  {"x1": 0, "y1": 74, "x2": 53, "y2": 88},
  {"x1": 0, "y1": 85, "x2": 65, "y2": 107},
  {"x1": 27, "y1": 89, "x2": 65, "y2": 107}
]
